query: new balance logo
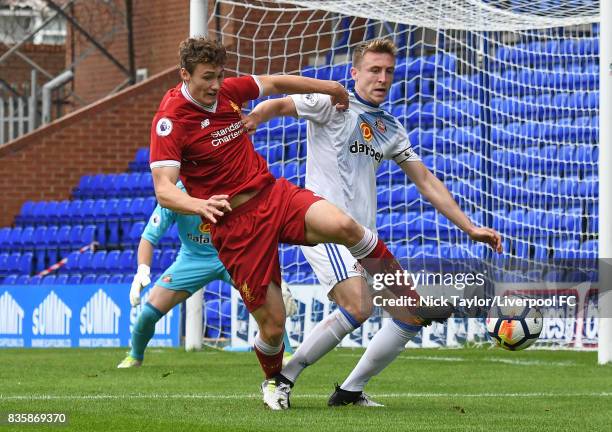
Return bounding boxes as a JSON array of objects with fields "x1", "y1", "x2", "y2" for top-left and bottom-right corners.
[
  {"x1": 80, "y1": 289, "x2": 121, "y2": 335},
  {"x1": 0, "y1": 292, "x2": 24, "y2": 334},
  {"x1": 32, "y1": 291, "x2": 72, "y2": 336},
  {"x1": 201, "y1": 119, "x2": 210, "y2": 129}
]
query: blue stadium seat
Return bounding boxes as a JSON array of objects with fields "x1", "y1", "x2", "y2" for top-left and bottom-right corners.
[
  {"x1": 131, "y1": 148, "x2": 150, "y2": 172},
  {"x1": 68, "y1": 274, "x2": 82, "y2": 284},
  {"x1": 15, "y1": 274, "x2": 29, "y2": 284},
  {"x1": 20, "y1": 226, "x2": 35, "y2": 252},
  {"x1": 28, "y1": 275, "x2": 43, "y2": 285},
  {"x1": 105, "y1": 198, "x2": 121, "y2": 247},
  {"x1": 0, "y1": 227, "x2": 10, "y2": 253},
  {"x1": 90, "y1": 250, "x2": 107, "y2": 275},
  {"x1": 142, "y1": 197, "x2": 157, "y2": 219},
  {"x1": 578, "y1": 174, "x2": 598, "y2": 197},
  {"x1": 117, "y1": 198, "x2": 133, "y2": 241},
  {"x1": 283, "y1": 162, "x2": 299, "y2": 183},
  {"x1": 408, "y1": 128, "x2": 434, "y2": 153},
  {"x1": 2, "y1": 274, "x2": 18, "y2": 285},
  {"x1": 78, "y1": 199, "x2": 94, "y2": 225},
  {"x1": 62, "y1": 251, "x2": 81, "y2": 274},
  {"x1": 68, "y1": 225, "x2": 83, "y2": 248},
  {"x1": 82, "y1": 273, "x2": 97, "y2": 284},
  {"x1": 50, "y1": 200, "x2": 68, "y2": 226},
  {"x1": 108, "y1": 274, "x2": 123, "y2": 284},
  {"x1": 581, "y1": 239, "x2": 598, "y2": 259},
  {"x1": 42, "y1": 225, "x2": 59, "y2": 264},
  {"x1": 54, "y1": 224, "x2": 72, "y2": 257},
  {"x1": 55, "y1": 274, "x2": 69, "y2": 285},
  {"x1": 118, "y1": 250, "x2": 135, "y2": 272},
  {"x1": 124, "y1": 221, "x2": 145, "y2": 248},
  {"x1": 113, "y1": 173, "x2": 130, "y2": 198},
  {"x1": 0, "y1": 252, "x2": 8, "y2": 275},
  {"x1": 126, "y1": 199, "x2": 144, "y2": 226},
  {"x1": 73, "y1": 175, "x2": 93, "y2": 199},
  {"x1": 583, "y1": 63, "x2": 599, "y2": 88},
  {"x1": 29, "y1": 201, "x2": 47, "y2": 226},
  {"x1": 6, "y1": 252, "x2": 21, "y2": 274},
  {"x1": 104, "y1": 250, "x2": 121, "y2": 272},
  {"x1": 41, "y1": 274, "x2": 56, "y2": 285},
  {"x1": 15, "y1": 200, "x2": 35, "y2": 226},
  {"x1": 77, "y1": 250, "x2": 94, "y2": 273},
  {"x1": 87, "y1": 175, "x2": 104, "y2": 199},
  {"x1": 82, "y1": 225, "x2": 97, "y2": 249},
  {"x1": 96, "y1": 274, "x2": 110, "y2": 284},
  {"x1": 89, "y1": 199, "x2": 107, "y2": 247},
  {"x1": 64, "y1": 200, "x2": 81, "y2": 225},
  {"x1": 574, "y1": 116, "x2": 592, "y2": 143},
  {"x1": 389, "y1": 82, "x2": 404, "y2": 103},
  {"x1": 8, "y1": 227, "x2": 23, "y2": 252},
  {"x1": 137, "y1": 173, "x2": 154, "y2": 197}
]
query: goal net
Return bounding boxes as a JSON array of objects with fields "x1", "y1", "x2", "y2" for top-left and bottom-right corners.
[{"x1": 200, "y1": 0, "x2": 601, "y2": 351}]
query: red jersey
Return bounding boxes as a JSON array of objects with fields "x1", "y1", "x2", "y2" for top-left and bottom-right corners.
[{"x1": 149, "y1": 75, "x2": 274, "y2": 199}]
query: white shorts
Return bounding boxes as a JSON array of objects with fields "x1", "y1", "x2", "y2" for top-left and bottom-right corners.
[{"x1": 300, "y1": 243, "x2": 366, "y2": 293}]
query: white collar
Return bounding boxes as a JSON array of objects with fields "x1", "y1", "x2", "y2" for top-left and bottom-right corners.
[{"x1": 181, "y1": 82, "x2": 218, "y2": 113}]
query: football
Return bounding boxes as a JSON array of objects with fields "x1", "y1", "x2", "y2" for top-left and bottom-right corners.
[{"x1": 486, "y1": 297, "x2": 544, "y2": 351}]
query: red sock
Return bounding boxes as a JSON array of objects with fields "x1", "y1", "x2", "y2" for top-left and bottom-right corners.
[
  {"x1": 358, "y1": 239, "x2": 419, "y2": 302},
  {"x1": 254, "y1": 344, "x2": 284, "y2": 379},
  {"x1": 359, "y1": 239, "x2": 402, "y2": 274}
]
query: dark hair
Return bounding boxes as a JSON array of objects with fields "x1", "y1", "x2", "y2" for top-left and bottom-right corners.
[
  {"x1": 352, "y1": 38, "x2": 397, "y2": 68},
  {"x1": 179, "y1": 37, "x2": 227, "y2": 74}
]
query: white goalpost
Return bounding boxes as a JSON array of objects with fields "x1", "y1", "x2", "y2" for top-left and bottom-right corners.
[
  {"x1": 597, "y1": 0, "x2": 611, "y2": 365},
  {"x1": 184, "y1": 0, "x2": 208, "y2": 352},
  {"x1": 186, "y1": 0, "x2": 609, "y2": 360}
]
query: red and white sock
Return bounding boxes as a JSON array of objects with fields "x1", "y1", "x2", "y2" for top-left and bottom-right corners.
[{"x1": 254, "y1": 333, "x2": 284, "y2": 379}]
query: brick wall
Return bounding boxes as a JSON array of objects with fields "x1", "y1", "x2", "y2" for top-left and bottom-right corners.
[
  {"x1": 0, "y1": 43, "x2": 65, "y2": 95},
  {"x1": 67, "y1": 0, "x2": 190, "y2": 105},
  {"x1": 0, "y1": 67, "x2": 180, "y2": 227}
]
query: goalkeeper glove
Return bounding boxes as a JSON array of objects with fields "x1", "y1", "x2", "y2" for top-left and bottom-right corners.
[
  {"x1": 281, "y1": 279, "x2": 297, "y2": 317},
  {"x1": 130, "y1": 264, "x2": 151, "y2": 306}
]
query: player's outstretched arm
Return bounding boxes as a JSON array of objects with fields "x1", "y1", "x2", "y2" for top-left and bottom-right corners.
[
  {"x1": 151, "y1": 166, "x2": 231, "y2": 223},
  {"x1": 243, "y1": 97, "x2": 297, "y2": 135},
  {"x1": 400, "y1": 160, "x2": 503, "y2": 253},
  {"x1": 257, "y1": 75, "x2": 348, "y2": 109}
]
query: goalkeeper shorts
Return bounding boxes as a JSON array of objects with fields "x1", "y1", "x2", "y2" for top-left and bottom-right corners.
[{"x1": 155, "y1": 253, "x2": 233, "y2": 295}]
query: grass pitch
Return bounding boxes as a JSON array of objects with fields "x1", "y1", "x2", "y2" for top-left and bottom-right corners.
[{"x1": 1, "y1": 347, "x2": 611, "y2": 431}]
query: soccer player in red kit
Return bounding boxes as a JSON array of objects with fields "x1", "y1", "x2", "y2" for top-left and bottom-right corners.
[{"x1": 150, "y1": 37, "x2": 424, "y2": 410}]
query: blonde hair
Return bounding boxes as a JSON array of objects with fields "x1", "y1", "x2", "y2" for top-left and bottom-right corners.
[{"x1": 352, "y1": 38, "x2": 397, "y2": 68}]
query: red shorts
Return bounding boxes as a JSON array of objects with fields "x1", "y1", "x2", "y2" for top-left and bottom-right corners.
[{"x1": 211, "y1": 178, "x2": 323, "y2": 312}]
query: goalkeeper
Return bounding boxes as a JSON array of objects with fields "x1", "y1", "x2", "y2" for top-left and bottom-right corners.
[
  {"x1": 245, "y1": 38, "x2": 501, "y2": 406},
  {"x1": 118, "y1": 181, "x2": 295, "y2": 368}
]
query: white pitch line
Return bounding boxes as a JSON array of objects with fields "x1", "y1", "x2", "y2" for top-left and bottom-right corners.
[
  {"x1": 338, "y1": 353, "x2": 576, "y2": 366},
  {"x1": 1, "y1": 392, "x2": 611, "y2": 401},
  {"x1": 482, "y1": 357, "x2": 575, "y2": 367}
]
